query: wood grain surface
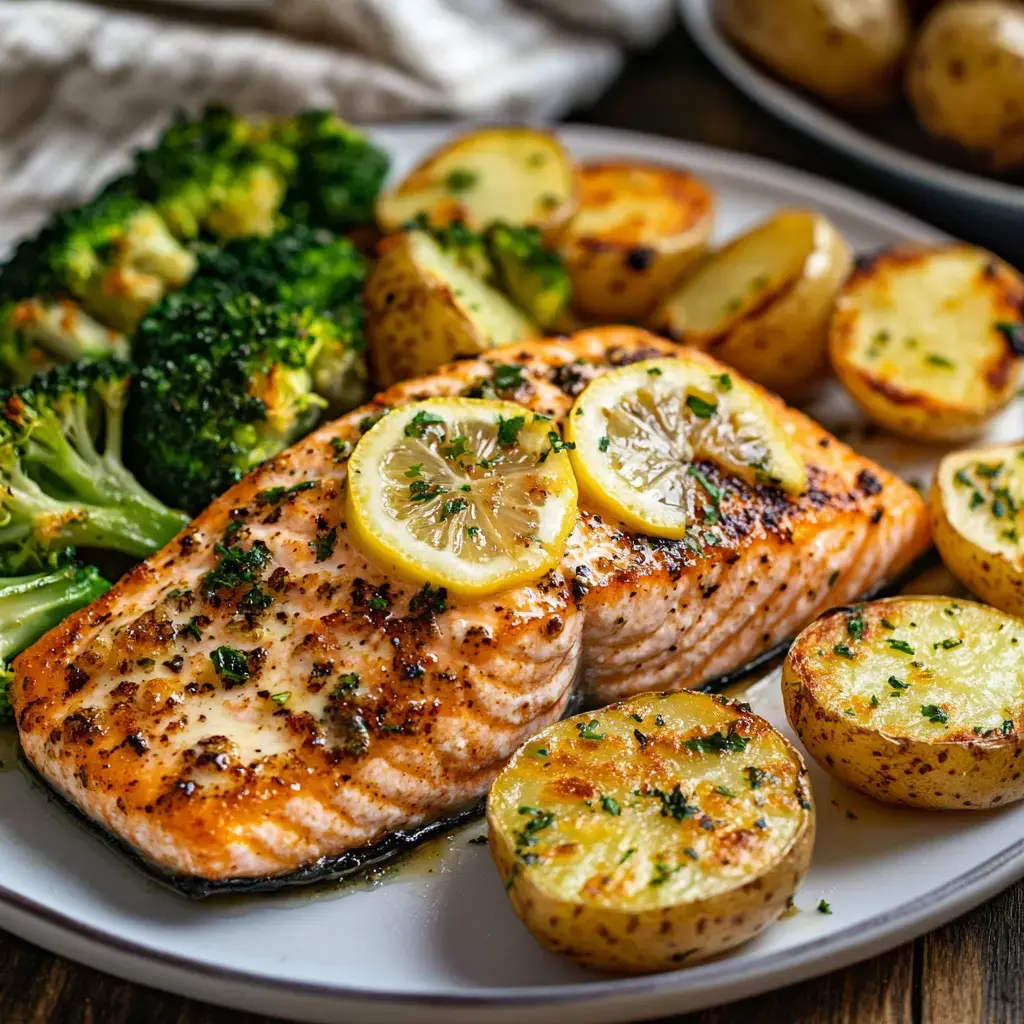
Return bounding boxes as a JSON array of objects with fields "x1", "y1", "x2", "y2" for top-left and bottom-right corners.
[{"x1": 2, "y1": 19, "x2": 1020, "y2": 1024}]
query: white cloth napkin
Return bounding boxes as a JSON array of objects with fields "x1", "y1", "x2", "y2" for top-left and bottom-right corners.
[{"x1": 0, "y1": 0, "x2": 674, "y2": 244}]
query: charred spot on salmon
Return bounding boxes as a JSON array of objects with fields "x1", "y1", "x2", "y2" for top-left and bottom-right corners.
[
  {"x1": 65, "y1": 664, "x2": 89, "y2": 695},
  {"x1": 856, "y1": 469, "x2": 883, "y2": 496}
]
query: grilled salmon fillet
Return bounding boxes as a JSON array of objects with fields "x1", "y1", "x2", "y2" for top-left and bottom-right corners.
[{"x1": 12, "y1": 327, "x2": 930, "y2": 884}]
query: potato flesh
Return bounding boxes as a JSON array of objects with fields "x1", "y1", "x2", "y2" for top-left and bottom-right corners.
[
  {"x1": 489, "y1": 692, "x2": 810, "y2": 911},
  {"x1": 793, "y1": 598, "x2": 1024, "y2": 742},
  {"x1": 659, "y1": 214, "x2": 811, "y2": 336},
  {"x1": 940, "y1": 447, "x2": 1024, "y2": 568},
  {"x1": 377, "y1": 130, "x2": 574, "y2": 231},
  {"x1": 839, "y1": 248, "x2": 1019, "y2": 407}
]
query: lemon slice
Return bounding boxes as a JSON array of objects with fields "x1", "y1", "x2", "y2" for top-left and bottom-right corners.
[
  {"x1": 347, "y1": 398, "x2": 578, "y2": 597},
  {"x1": 566, "y1": 357, "x2": 805, "y2": 538}
]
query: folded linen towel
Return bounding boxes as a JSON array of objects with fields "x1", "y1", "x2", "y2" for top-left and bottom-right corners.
[{"x1": 0, "y1": 0, "x2": 674, "y2": 243}]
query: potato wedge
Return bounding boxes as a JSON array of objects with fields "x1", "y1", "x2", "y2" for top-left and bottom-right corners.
[
  {"x1": 930, "y1": 443, "x2": 1024, "y2": 617},
  {"x1": 364, "y1": 230, "x2": 535, "y2": 387},
  {"x1": 652, "y1": 210, "x2": 853, "y2": 399},
  {"x1": 784, "y1": 597, "x2": 1024, "y2": 810},
  {"x1": 488, "y1": 691, "x2": 814, "y2": 974},
  {"x1": 375, "y1": 126, "x2": 576, "y2": 234},
  {"x1": 559, "y1": 162, "x2": 715, "y2": 323},
  {"x1": 907, "y1": 1, "x2": 1024, "y2": 171},
  {"x1": 829, "y1": 245, "x2": 1024, "y2": 443},
  {"x1": 720, "y1": 0, "x2": 910, "y2": 107}
]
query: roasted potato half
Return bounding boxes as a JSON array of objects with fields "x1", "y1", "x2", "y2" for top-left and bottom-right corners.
[
  {"x1": 829, "y1": 244, "x2": 1024, "y2": 443},
  {"x1": 930, "y1": 444, "x2": 1024, "y2": 617},
  {"x1": 364, "y1": 230, "x2": 535, "y2": 386},
  {"x1": 652, "y1": 210, "x2": 853, "y2": 399},
  {"x1": 559, "y1": 162, "x2": 715, "y2": 323},
  {"x1": 375, "y1": 126, "x2": 576, "y2": 234},
  {"x1": 719, "y1": 0, "x2": 910, "y2": 107},
  {"x1": 488, "y1": 690, "x2": 814, "y2": 974},
  {"x1": 784, "y1": 597, "x2": 1024, "y2": 810},
  {"x1": 907, "y1": 1, "x2": 1024, "y2": 171}
]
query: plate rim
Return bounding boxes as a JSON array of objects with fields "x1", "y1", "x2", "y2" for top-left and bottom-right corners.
[
  {"x1": 4, "y1": 124, "x2": 1008, "y2": 1021},
  {"x1": 678, "y1": 0, "x2": 1024, "y2": 213}
]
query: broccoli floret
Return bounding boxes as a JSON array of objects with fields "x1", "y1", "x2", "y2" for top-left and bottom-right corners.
[
  {"x1": 0, "y1": 360, "x2": 190, "y2": 570},
  {"x1": 485, "y1": 224, "x2": 571, "y2": 331},
  {"x1": 0, "y1": 186, "x2": 196, "y2": 334},
  {"x1": 184, "y1": 224, "x2": 366, "y2": 323},
  {"x1": 0, "y1": 562, "x2": 111, "y2": 722},
  {"x1": 275, "y1": 110, "x2": 390, "y2": 231},
  {"x1": 132, "y1": 104, "x2": 295, "y2": 242},
  {"x1": 129, "y1": 294, "x2": 346, "y2": 513},
  {"x1": 136, "y1": 225, "x2": 369, "y2": 413}
]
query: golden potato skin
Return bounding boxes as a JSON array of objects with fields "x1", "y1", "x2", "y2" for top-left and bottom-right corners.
[
  {"x1": 560, "y1": 162, "x2": 715, "y2": 323},
  {"x1": 364, "y1": 231, "x2": 534, "y2": 387},
  {"x1": 720, "y1": 0, "x2": 911, "y2": 107},
  {"x1": 929, "y1": 444, "x2": 1024, "y2": 617},
  {"x1": 907, "y1": 0, "x2": 1024, "y2": 171},
  {"x1": 784, "y1": 597, "x2": 1024, "y2": 810},
  {"x1": 829, "y1": 244, "x2": 1024, "y2": 442},
  {"x1": 653, "y1": 210, "x2": 853, "y2": 400},
  {"x1": 488, "y1": 691, "x2": 814, "y2": 974}
]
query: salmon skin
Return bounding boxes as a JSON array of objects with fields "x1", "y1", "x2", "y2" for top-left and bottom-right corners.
[{"x1": 12, "y1": 327, "x2": 930, "y2": 890}]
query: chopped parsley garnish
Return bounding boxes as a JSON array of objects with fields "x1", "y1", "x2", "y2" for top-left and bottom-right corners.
[
  {"x1": 238, "y1": 586, "x2": 272, "y2": 613},
  {"x1": 576, "y1": 720, "x2": 605, "y2": 741},
  {"x1": 367, "y1": 593, "x2": 391, "y2": 613},
  {"x1": 817, "y1": 900, "x2": 832, "y2": 915},
  {"x1": 880, "y1": 618, "x2": 897, "y2": 630},
  {"x1": 715, "y1": 784, "x2": 737, "y2": 798},
  {"x1": 921, "y1": 704, "x2": 949, "y2": 725},
  {"x1": 408, "y1": 582, "x2": 447, "y2": 616},
  {"x1": 270, "y1": 691, "x2": 290, "y2": 706},
  {"x1": 600, "y1": 795, "x2": 621, "y2": 816},
  {"x1": 649, "y1": 784, "x2": 699, "y2": 821},
  {"x1": 619, "y1": 848, "x2": 636, "y2": 864},
  {"x1": 313, "y1": 526, "x2": 337, "y2": 562},
  {"x1": 444, "y1": 167, "x2": 479, "y2": 193},
  {"x1": 833, "y1": 644, "x2": 855, "y2": 659},
  {"x1": 182, "y1": 615, "x2": 205, "y2": 641},
  {"x1": 887, "y1": 638, "x2": 915, "y2": 655},
  {"x1": 647, "y1": 367, "x2": 663, "y2": 376},
  {"x1": 203, "y1": 541, "x2": 270, "y2": 595},
  {"x1": 497, "y1": 414, "x2": 525, "y2": 446},
  {"x1": 441, "y1": 435, "x2": 472, "y2": 460},
  {"x1": 210, "y1": 646, "x2": 250, "y2": 684},
  {"x1": 745, "y1": 766, "x2": 767, "y2": 789},
  {"x1": 404, "y1": 410, "x2": 446, "y2": 438},
  {"x1": 685, "y1": 727, "x2": 749, "y2": 755},
  {"x1": 492, "y1": 363, "x2": 527, "y2": 391},
  {"x1": 712, "y1": 373, "x2": 733, "y2": 391},
  {"x1": 466, "y1": 525, "x2": 480, "y2": 537},
  {"x1": 633, "y1": 728, "x2": 649, "y2": 749},
  {"x1": 538, "y1": 431, "x2": 575, "y2": 462},
  {"x1": 934, "y1": 637, "x2": 963, "y2": 650},
  {"x1": 408, "y1": 478, "x2": 445, "y2": 503},
  {"x1": 685, "y1": 394, "x2": 718, "y2": 420},
  {"x1": 1003, "y1": 720, "x2": 1015, "y2": 734},
  {"x1": 330, "y1": 437, "x2": 351, "y2": 462},
  {"x1": 598, "y1": 436, "x2": 610, "y2": 452},
  {"x1": 650, "y1": 862, "x2": 681, "y2": 887},
  {"x1": 514, "y1": 807, "x2": 555, "y2": 850},
  {"x1": 404, "y1": 464, "x2": 423, "y2": 478},
  {"x1": 888, "y1": 675, "x2": 909, "y2": 690},
  {"x1": 994, "y1": 321, "x2": 1024, "y2": 352},
  {"x1": 688, "y1": 465, "x2": 722, "y2": 504},
  {"x1": 439, "y1": 497, "x2": 468, "y2": 521},
  {"x1": 870, "y1": 695, "x2": 880, "y2": 707},
  {"x1": 334, "y1": 672, "x2": 360, "y2": 694},
  {"x1": 847, "y1": 612, "x2": 867, "y2": 641},
  {"x1": 925, "y1": 353, "x2": 955, "y2": 368}
]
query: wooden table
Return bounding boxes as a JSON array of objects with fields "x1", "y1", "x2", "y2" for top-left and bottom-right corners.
[{"x1": 2, "y1": 22, "x2": 1020, "y2": 1024}]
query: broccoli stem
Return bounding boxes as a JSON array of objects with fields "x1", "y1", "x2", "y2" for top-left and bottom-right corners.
[{"x1": 0, "y1": 563, "x2": 110, "y2": 723}]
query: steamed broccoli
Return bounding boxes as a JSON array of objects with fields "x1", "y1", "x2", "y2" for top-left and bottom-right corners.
[
  {"x1": 0, "y1": 360, "x2": 190, "y2": 571},
  {"x1": 135, "y1": 225, "x2": 368, "y2": 413},
  {"x1": 275, "y1": 110, "x2": 390, "y2": 232},
  {"x1": 485, "y1": 224, "x2": 571, "y2": 331},
  {"x1": 132, "y1": 104, "x2": 296, "y2": 242},
  {"x1": 0, "y1": 562, "x2": 111, "y2": 723},
  {"x1": 130, "y1": 294, "x2": 350, "y2": 513}
]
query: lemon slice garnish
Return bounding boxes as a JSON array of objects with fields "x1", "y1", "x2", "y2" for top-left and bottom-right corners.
[
  {"x1": 347, "y1": 398, "x2": 578, "y2": 597},
  {"x1": 566, "y1": 357, "x2": 805, "y2": 538}
]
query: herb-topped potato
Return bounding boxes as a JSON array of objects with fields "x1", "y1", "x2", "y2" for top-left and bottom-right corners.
[
  {"x1": 784, "y1": 597, "x2": 1024, "y2": 809},
  {"x1": 829, "y1": 244, "x2": 1024, "y2": 442},
  {"x1": 930, "y1": 444, "x2": 1024, "y2": 617},
  {"x1": 488, "y1": 690, "x2": 815, "y2": 973},
  {"x1": 652, "y1": 210, "x2": 852, "y2": 399},
  {"x1": 559, "y1": 162, "x2": 715, "y2": 323},
  {"x1": 375, "y1": 126, "x2": 576, "y2": 234}
]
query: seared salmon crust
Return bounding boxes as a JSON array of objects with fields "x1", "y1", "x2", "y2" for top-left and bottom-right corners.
[{"x1": 12, "y1": 328, "x2": 930, "y2": 884}]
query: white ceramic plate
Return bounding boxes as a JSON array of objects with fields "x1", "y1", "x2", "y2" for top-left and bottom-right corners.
[
  {"x1": 679, "y1": 0, "x2": 1024, "y2": 229},
  {"x1": 3, "y1": 123, "x2": 1024, "y2": 1024}
]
